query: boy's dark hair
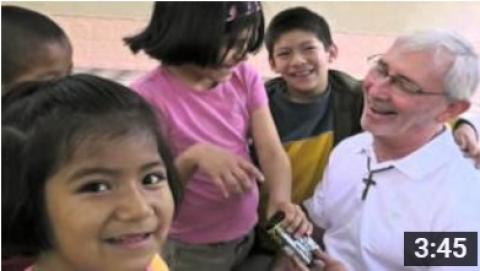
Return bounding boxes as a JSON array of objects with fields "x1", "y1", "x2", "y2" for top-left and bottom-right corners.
[
  {"x1": 1, "y1": 5, "x2": 69, "y2": 86},
  {"x1": 125, "y1": 2, "x2": 264, "y2": 67},
  {"x1": 265, "y1": 7, "x2": 333, "y2": 58},
  {"x1": 2, "y1": 74, "x2": 182, "y2": 257}
]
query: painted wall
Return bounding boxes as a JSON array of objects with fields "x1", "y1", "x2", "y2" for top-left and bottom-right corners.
[
  {"x1": 3, "y1": 1, "x2": 480, "y2": 110},
  {"x1": 5, "y1": 2, "x2": 479, "y2": 76}
]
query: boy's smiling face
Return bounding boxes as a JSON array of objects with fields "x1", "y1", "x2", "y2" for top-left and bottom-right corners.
[{"x1": 269, "y1": 30, "x2": 337, "y2": 102}]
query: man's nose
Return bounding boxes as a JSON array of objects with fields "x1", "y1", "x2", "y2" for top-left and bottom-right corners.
[{"x1": 365, "y1": 75, "x2": 392, "y2": 99}]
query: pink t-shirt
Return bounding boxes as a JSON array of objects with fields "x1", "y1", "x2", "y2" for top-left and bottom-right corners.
[{"x1": 130, "y1": 63, "x2": 268, "y2": 244}]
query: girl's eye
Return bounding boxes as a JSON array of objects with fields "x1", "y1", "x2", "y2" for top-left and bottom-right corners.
[
  {"x1": 143, "y1": 173, "x2": 166, "y2": 186},
  {"x1": 303, "y1": 46, "x2": 317, "y2": 51},
  {"x1": 276, "y1": 52, "x2": 290, "y2": 58},
  {"x1": 77, "y1": 182, "x2": 110, "y2": 193}
]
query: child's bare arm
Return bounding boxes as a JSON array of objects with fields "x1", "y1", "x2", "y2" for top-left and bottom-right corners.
[
  {"x1": 453, "y1": 115, "x2": 480, "y2": 168},
  {"x1": 251, "y1": 106, "x2": 312, "y2": 236}
]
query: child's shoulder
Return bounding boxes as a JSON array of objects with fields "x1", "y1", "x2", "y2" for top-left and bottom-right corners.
[
  {"x1": 232, "y1": 62, "x2": 260, "y2": 78},
  {"x1": 235, "y1": 62, "x2": 270, "y2": 81},
  {"x1": 228, "y1": 62, "x2": 263, "y2": 89},
  {"x1": 328, "y1": 69, "x2": 363, "y2": 95},
  {"x1": 131, "y1": 66, "x2": 165, "y2": 84},
  {"x1": 264, "y1": 76, "x2": 285, "y2": 94},
  {"x1": 129, "y1": 67, "x2": 166, "y2": 94}
]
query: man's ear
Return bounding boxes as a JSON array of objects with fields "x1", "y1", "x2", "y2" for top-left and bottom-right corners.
[
  {"x1": 327, "y1": 43, "x2": 339, "y2": 63},
  {"x1": 436, "y1": 100, "x2": 470, "y2": 122}
]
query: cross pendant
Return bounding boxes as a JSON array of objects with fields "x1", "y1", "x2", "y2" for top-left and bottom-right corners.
[{"x1": 362, "y1": 176, "x2": 376, "y2": 200}]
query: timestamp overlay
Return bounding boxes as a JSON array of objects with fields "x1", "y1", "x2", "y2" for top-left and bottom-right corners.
[{"x1": 404, "y1": 232, "x2": 477, "y2": 266}]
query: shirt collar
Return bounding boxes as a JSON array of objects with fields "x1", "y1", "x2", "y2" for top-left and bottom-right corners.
[{"x1": 355, "y1": 126, "x2": 457, "y2": 181}]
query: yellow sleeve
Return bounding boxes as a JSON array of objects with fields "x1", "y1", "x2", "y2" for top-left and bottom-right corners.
[{"x1": 148, "y1": 254, "x2": 169, "y2": 271}]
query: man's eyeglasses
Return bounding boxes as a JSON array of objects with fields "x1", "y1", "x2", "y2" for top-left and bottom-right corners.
[{"x1": 366, "y1": 54, "x2": 445, "y2": 97}]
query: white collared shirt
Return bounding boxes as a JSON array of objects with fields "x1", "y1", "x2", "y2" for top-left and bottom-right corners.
[{"x1": 305, "y1": 128, "x2": 480, "y2": 271}]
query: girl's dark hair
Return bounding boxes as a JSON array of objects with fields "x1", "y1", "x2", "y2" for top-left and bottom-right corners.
[
  {"x1": 2, "y1": 5, "x2": 69, "y2": 86},
  {"x1": 265, "y1": 7, "x2": 333, "y2": 59},
  {"x1": 2, "y1": 74, "x2": 182, "y2": 257},
  {"x1": 124, "y1": 2, "x2": 264, "y2": 67}
]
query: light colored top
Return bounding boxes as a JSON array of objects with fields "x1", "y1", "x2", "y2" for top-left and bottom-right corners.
[
  {"x1": 25, "y1": 254, "x2": 169, "y2": 271},
  {"x1": 131, "y1": 63, "x2": 268, "y2": 244},
  {"x1": 150, "y1": 254, "x2": 169, "y2": 271},
  {"x1": 305, "y1": 128, "x2": 480, "y2": 271}
]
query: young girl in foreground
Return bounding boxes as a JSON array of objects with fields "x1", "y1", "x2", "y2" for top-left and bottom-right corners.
[
  {"x1": 2, "y1": 74, "x2": 180, "y2": 271},
  {"x1": 126, "y1": 2, "x2": 311, "y2": 270}
]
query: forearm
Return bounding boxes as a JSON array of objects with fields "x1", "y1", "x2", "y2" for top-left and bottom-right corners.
[
  {"x1": 257, "y1": 147, "x2": 292, "y2": 213},
  {"x1": 250, "y1": 106, "x2": 293, "y2": 215}
]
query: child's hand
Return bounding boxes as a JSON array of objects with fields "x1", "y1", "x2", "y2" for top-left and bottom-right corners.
[
  {"x1": 454, "y1": 122, "x2": 480, "y2": 168},
  {"x1": 190, "y1": 143, "x2": 265, "y2": 197},
  {"x1": 269, "y1": 202, "x2": 313, "y2": 238}
]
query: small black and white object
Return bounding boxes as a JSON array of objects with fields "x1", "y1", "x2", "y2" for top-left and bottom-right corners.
[{"x1": 266, "y1": 211, "x2": 320, "y2": 266}]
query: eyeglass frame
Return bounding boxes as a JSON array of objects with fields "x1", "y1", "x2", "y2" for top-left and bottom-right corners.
[{"x1": 366, "y1": 54, "x2": 446, "y2": 97}]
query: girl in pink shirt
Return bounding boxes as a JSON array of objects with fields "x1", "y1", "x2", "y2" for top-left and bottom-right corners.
[{"x1": 126, "y1": 2, "x2": 311, "y2": 270}]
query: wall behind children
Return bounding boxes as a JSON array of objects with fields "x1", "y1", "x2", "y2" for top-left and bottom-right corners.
[{"x1": 4, "y1": 1, "x2": 480, "y2": 110}]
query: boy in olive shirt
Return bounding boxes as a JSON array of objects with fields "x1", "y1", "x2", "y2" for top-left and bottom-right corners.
[{"x1": 265, "y1": 7, "x2": 363, "y2": 204}]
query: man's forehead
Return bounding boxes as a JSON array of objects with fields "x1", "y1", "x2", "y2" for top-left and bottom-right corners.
[
  {"x1": 382, "y1": 44, "x2": 453, "y2": 92},
  {"x1": 384, "y1": 44, "x2": 453, "y2": 73},
  {"x1": 389, "y1": 42, "x2": 453, "y2": 62}
]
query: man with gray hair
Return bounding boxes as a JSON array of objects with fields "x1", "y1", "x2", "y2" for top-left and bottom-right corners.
[{"x1": 303, "y1": 30, "x2": 480, "y2": 270}]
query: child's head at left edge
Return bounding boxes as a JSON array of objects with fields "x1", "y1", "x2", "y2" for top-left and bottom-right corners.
[
  {"x1": 2, "y1": 5, "x2": 73, "y2": 94},
  {"x1": 2, "y1": 74, "x2": 181, "y2": 271}
]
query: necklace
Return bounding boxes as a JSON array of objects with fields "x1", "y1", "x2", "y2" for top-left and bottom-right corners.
[{"x1": 362, "y1": 156, "x2": 394, "y2": 201}]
